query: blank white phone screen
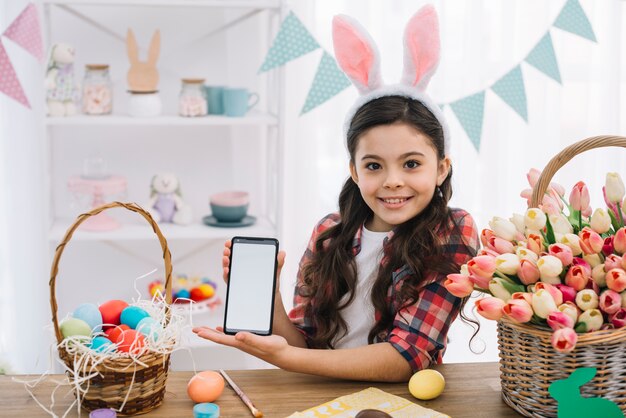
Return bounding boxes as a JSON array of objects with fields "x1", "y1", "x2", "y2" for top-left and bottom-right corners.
[{"x1": 225, "y1": 241, "x2": 276, "y2": 333}]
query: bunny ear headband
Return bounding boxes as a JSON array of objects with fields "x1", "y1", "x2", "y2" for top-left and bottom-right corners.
[{"x1": 333, "y1": 5, "x2": 450, "y2": 153}]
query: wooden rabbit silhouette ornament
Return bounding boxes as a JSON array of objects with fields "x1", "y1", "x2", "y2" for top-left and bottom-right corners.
[
  {"x1": 126, "y1": 29, "x2": 160, "y2": 92},
  {"x1": 548, "y1": 367, "x2": 622, "y2": 418}
]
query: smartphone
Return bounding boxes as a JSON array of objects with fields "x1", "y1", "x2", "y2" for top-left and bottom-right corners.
[{"x1": 223, "y1": 236, "x2": 279, "y2": 336}]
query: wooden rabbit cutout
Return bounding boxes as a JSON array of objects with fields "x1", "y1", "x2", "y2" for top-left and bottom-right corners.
[
  {"x1": 548, "y1": 367, "x2": 623, "y2": 418},
  {"x1": 126, "y1": 29, "x2": 160, "y2": 93}
]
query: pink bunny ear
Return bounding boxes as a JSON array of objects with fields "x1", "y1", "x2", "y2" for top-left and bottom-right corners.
[
  {"x1": 332, "y1": 15, "x2": 382, "y2": 94},
  {"x1": 401, "y1": 5, "x2": 440, "y2": 91}
]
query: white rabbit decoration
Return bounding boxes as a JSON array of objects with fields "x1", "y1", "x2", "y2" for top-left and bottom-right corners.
[
  {"x1": 147, "y1": 173, "x2": 192, "y2": 225},
  {"x1": 45, "y1": 43, "x2": 78, "y2": 117}
]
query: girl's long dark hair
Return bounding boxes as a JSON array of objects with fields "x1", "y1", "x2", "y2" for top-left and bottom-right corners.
[{"x1": 298, "y1": 96, "x2": 478, "y2": 348}]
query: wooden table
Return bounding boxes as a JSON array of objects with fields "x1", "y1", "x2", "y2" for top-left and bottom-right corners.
[{"x1": 0, "y1": 362, "x2": 522, "y2": 417}]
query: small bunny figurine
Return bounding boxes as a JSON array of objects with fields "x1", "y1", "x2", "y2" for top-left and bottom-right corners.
[
  {"x1": 126, "y1": 29, "x2": 160, "y2": 92},
  {"x1": 45, "y1": 43, "x2": 78, "y2": 117},
  {"x1": 147, "y1": 173, "x2": 192, "y2": 225},
  {"x1": 548, "y1": 367, "x2": 623, "y2": 418}
]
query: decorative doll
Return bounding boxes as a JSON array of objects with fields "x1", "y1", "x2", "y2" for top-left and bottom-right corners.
[{"x1": 45, "y1": 43, "x2": 79, "y2": 117}]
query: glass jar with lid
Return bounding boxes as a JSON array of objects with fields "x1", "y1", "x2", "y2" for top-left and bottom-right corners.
[
  {"x1": 82, "y1": 64, "x2": 113, "y2": 115},
  {"x1": 179, "y1": 78, "x2": 208, "y2": 117}
]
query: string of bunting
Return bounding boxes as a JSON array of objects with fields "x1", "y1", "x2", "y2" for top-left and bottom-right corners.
[
  {"x1": 259, "y1": 0, "x2": 597, "y2": 151},
  {"x1": 0, "y1": 3, "x2": 44, "y2": 109}
]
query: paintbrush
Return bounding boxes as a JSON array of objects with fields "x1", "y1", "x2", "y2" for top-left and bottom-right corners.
[{"x1": 219, "y1": 369, "x2": 263, "y2": 418}]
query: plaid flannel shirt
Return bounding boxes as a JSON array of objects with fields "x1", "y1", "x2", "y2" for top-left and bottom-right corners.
[{"x1": 288, "y1": 208, "x2": 479, "y2": 372}]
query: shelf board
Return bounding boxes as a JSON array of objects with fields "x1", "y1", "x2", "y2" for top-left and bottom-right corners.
[
  {"x1": 45, "y1": 112, "x2": 278, "y2": 127},
  {"x1": 49, "y1": 216, "x2": 276, "y2": 242},
  {"x1": 43, "y1": 0, "x2": 282, "y2": 8}
]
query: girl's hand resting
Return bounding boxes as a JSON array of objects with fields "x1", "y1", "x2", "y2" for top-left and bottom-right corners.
[{"x1": 221, "y1": 240, "x2": 286, "y2": 295}]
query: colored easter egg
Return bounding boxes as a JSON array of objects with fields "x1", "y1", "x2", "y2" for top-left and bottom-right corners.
[
  {"x1": 116, "y1": 329, "x2": 146, "y2": 354},
  {"x1": 198, "y1": 283, "x2": 215, "y2": 299},
  {"x1": 190, "y1": 288, "x2": 205, "y2": 302},
  {"x1": 176, "y1": 289, "x2": 190, "y2": 301},
  {"x1": 99, "y1": 300, "x2": 129, "y2": 328},
  {"x1": 136, "y1": 317, "x2": 161, "y2": 342},
  {"x1": 149, "y1": 283, "x2": 165, "y2": 298},
  {"x1": 176, "y1": 277, "x2": 189, "y2": 290},
  {"x1": 187, "y1": 371, "x2": 224, "y2": 403},
  {"x1": 148, "y1": 280, "x2": 162, "y2": 291},
  {"x1": 105, "y1": 324, "x2": 130, "y2": 343},
  {"x1": 120, "y1": 306, "x2": 150, "y2": 329},
  {"x1": 60, "y1": 318, "x2": 92, "y2": 339},
  {"x1": 90, "y1": 336, "x2": 115, "y2": 353},
  {"x1": 73, "y1": 303, "x2": 103, "y2": 333},
  {"x1": 201, "y1": 278, "x2": 217, "y2": 288},
  {"x1": 408, "y1": 369, "x2": 445, "y2": 400}
]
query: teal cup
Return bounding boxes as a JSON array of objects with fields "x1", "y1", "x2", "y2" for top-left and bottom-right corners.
[
  {"x1": 205, "y1": 86, "x2": 224, "y2": 115},
  {"x1": 223, "y1": 88, "x2": 259, "y2": 117}
]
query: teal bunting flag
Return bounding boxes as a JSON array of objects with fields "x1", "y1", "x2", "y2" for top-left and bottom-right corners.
[
  {"x1": 525, "y1": 32, "x2": 561, "y2": 83},
  {"x1": 301, "y1": 51, "x2": 351, "y2": 115},
  {"x1": 491, "y1": 66, "x2": 528, "y2": 122},
  {"x1": 449, "y1": 92, "x2": 485, "y2": 151},
  {"x1": 554, "y1": 0, "x2": 597, "y2": 42},
  {"x1": 258, "y1": 11, "x2": 320, "y2": 73}
]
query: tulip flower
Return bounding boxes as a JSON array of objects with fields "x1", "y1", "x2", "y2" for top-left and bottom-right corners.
[
  {"x1": 469, "y1": 274, "x2": 491, "y2": 290},
  {"x1": 622, "y1": 291, "x2": 626, "y2": 308},
  {"x1": 558, "y1": 301, "x2": 580, "y2": 324},
  {"x1": 565, "y1": 265, "x2": 590, "y2": 291},
  {"x1": 582, "y1": 253, "x2": 601, "y2": 269},
  {"x1": 444, "y1": 274, "x2": 474, "y2": 298},
  {"x1": 537, "y1": 255, "x2": 563, "y2": 284},
  {"x1": 547, "y1": 310, "x2": 575, "y2": 331},
  {"x1": 614, "y1": 227, "x2": 626, "y2": 255},
  {"x1": 549, "y1": 214, "x2": 573, "y2": 235},
  {"x1": 591, "y1": 264, "x2": 607, "y2": 287},
  {"x1": 575, "y1": 289, "x2": 599, "y2": 311},
  {"x1": 590, "y1": 208, "x2": 611, "y2": 234},
  {"x1": 524, "y1": 208, "x2": 547, "y2": 231},
  {"x1": 554, "y1": 284, "x2": 577, "y2": 304},
  {"x1": 518, "y1": 259, "x2": 540, "y2": 285},
  {"x1": 475, "y1": 297, "x2": 505, "y2": 321},
  {"x1": 503, "y1": 299, "x2": 533, "y2": 323},
  {"x1": 495, "y1": 253, "x2": 520, "y2": 275},
  {"x1": 512, "y1": 291, "x2": 533, "y2": 305},
  {"x1": 560, "y1": 233, "x2": 583, "y2": 256},
  {"x1": 605, "y1": 254, "x2": 623, "y2": 271},
  {"x1": 467, "y1": 256, "x2": 496, "y2": 279},
  {"x1": 486, "y1": 236, "x2": 515, "y2": 254},
  {"x1": 569, "y1": 181, "x2": 590, "y2": 212},
  {"x1": 535, "y1": 282, "x2": 563, "y2": 306},
  {"x1": 489, "y1": 217, "x2": 518, "y2": 241},
  {"x1": 526, "y1": 233, "x2": 545, "y2": 255},
  {"x1": 480, "y1": 229, "x2": 495, "y2": 248},
  {"x1": 489, "y1": 278, "x2": 514, "y2": 302},
  {"x1": 603, "y1": 236, "x2": 615, "y2": 256},
  {"x1": 509, "y1": 213, "x2": 525, "y2": 234},
  {"x1": 605, "y1": 172, "x2": 625, "y2": 203},
  {"x1": 606, "y1": 268, "x2": 626, "y2": 293},
  {"x1": 599, "y1": 289, "x2": 622, "y2": 315},
  {"x1": 578, "y1": 227, "x2": 604, "y2": 255},
  {"x1": 551, "y1": 328, "x2": 578, "y2": 353},
  {"x1": 609, "y1": 308, "x2": 626, "y2": 328},
  {"x1": 576, "y1": 308, "x2": 604, "y2": 332},
  {"x1": 527, "y1": 168, "x2": 541, "y2": 187},
  {"x1": 532, "y1": 289, "x2": 559, "y2": 318},
  {"x1": 477, "y1": 248, "x2": 500, "y2": 258},
  {"x1": 548, "y1": 243, "x2": 573, "y2": 267}
]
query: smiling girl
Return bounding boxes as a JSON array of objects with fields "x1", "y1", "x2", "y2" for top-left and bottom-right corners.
[{"x1": 194, "y1": 5, "x2": 480, "y2": 382}]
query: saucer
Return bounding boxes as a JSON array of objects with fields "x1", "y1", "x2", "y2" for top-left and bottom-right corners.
[{"x1": 202, "y1": 215, "x2": 256, "y2": 228}]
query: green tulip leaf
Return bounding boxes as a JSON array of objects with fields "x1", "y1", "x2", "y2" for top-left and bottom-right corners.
[{"x1": 545, "y1": 215, "x2": 556, "y2": 245}]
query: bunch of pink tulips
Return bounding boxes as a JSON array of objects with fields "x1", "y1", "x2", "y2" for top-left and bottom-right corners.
[{"x1": 445, "y1": 169, "x2": 626, "y2": 352}]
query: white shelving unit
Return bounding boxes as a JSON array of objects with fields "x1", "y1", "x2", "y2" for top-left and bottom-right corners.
[{"x1": 43, "y1": 0, "x2": 286, "y2": 370}]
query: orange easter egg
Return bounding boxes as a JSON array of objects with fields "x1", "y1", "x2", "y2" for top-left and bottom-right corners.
[
  {"x1": 187, "y1": 370, "x2": 224, "y2": 403},
  {"x1": 198, "y1": 283, "x2": 215, "y2": 299},
  {"x1": 116, "y1": 329, "x2": 146, "y2": 354},
  {"x1": 105, "y1": 324, "x2": 130, "y2": 343}
]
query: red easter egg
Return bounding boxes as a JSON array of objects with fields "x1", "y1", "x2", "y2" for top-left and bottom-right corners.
[
  {"x1": 190, "y1": 287, "x2": 205, "y2": 302},
  {"x1": 99, "y1": 300, "x2": 129, "y2": 329},
  {"x1": 105, "y1": 324, "x2": 130, "y2": 342},
  {"x1": 148, "y1": 280, "x2": 162, "y2": 291},
  {"x1": 187, "y1": 371, "x2": 224, "y2": 403},
  {"x1": 116, "y1": 329, "x2": 146, "y2": 354}
]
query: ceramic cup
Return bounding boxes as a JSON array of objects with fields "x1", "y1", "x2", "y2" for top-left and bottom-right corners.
[
  {"x1": 205, "y1": 86, "x2": 224, "y2": 115},
  {"x1": 222, "y1": 88, "x2": 259, "y2": 117},
  {"x1": 209, "y1": 191, "x2": 249, "y2": 222},
  {"x1": 128, "y1": 91, "x2": 162, "y2": 117}
]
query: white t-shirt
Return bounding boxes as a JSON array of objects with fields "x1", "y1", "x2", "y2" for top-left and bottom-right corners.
[{"x1": 333, "y1": 225, "x2": 388, "y2": 349}]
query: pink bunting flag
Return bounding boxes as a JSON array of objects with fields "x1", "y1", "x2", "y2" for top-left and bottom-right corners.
[
  {"x1": 0, "y1": 41, "x2": 30, "y2": 108},
  {"x1": 3, "y1": 3, "x2": 44, "y2": 62}
]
